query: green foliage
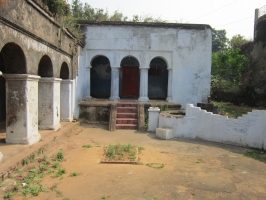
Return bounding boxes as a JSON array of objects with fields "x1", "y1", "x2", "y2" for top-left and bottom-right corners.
[
  {"x1": 212, "y1": 29, "x2": 228, "y2": 52},
  {"x1": 229, "y1": 34, "x2": 251, "y2": 49},
  {"x1": 212, "y1": 48, "x2": 249, "y2": 89},
  {"x1": 83, "y1": 144, "x2": 92, "y2": 148},
  {"x1": 41, "y1": 0, "x2": 70, "y2": 16},
  {"x1": 55, "y1": 151, "x2": 64, "y2": 162},
  {"x1": 4, "y1": 191, "x2": 13, "y2": 199},
  {"x1": 70, "y1": 171, "x2": 79, "y2": 177},
  {"x1": 243, "y1": 150, "x2": 266, "y2": 163},
  {"x1": 105, "y1": 143, "x2": 137, "y2": 161},
  {"x1": 146, "y1": 163, "x2": 164, "y2": 169}
]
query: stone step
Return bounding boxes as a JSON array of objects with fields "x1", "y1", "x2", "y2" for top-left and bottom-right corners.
[
  {"x1": 116, "y1": 124, "x2": 138, "y2": 130},
  {"x1": 116, "y1": 118, "x2": 138, "y2": 125},
  {"x1": 117, "y1": 113, "x2": 138, "y2": 118},
  {"x1": 117, "y1": 107, "x2": 137, "y2": 113},
  {"x1": 117, "y1": 102, "x2": 138, "y2": 107}
]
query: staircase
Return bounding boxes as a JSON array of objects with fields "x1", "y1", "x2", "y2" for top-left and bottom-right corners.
[{"x1": 116, "y1": 102, "x2": 138, "y2": 129}]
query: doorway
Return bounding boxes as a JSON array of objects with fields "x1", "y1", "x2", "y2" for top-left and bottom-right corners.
[
  {"x1": 122, "y1": 66, "x2": 139, "y2": 98},
  {"x1": 120, "y1": 56, "x2": 140, "y2": 98}
]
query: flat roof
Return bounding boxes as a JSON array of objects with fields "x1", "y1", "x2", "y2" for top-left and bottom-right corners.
[{"x1": 77, "y1": 21, "x2": 212, "y2": 30}]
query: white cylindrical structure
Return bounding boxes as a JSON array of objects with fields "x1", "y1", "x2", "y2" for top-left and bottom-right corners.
[
  {"x1": 38, "y1": 78, "x2": 62, "y2": 130},
  {"x1": 3, "y1": 74, "x2": 41, "y2": 145},
  {"x1": 109, "y1": 67, "x2": 120, "y2": 101},
  {"x1": 138, "y1": 68, "x2": 149, "y2": 102},
  {"x1": 60, "y1": 79, "x2": 73, "y2": 122},
  {"x1": 148, "y1": 107, "x2": 160, "y2": 132},
  {"x1": 166, "y1": 68, "x2": 173, "y2": 102}
]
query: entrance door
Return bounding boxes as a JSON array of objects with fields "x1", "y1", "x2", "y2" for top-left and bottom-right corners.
[{"x1": 122, "y1": 67, "x2": 139, "y2": 98}]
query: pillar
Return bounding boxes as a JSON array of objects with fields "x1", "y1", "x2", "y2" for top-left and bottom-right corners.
[
  {"x1": 109, "y1": 67, "x2": 120, "y2": 101},
  {"x1": 166, "y1": 68, "x2": 173, "y2": 102},
  {"x1": 83, "y1": 65, "x2": 91, "y2": 100},
  {"x1": 60, "y1": 80, "x2": 73, "y2": 122},
  {"x1": 3, "y1": 74, "x2": 41, "y2": 145},
  {"x1": 38, "y1": 78, "x2": 62, "y2": 130},
  {"x1": 148, "y1": 107, "x2": 160, "y2": 132},
  {"x1": 138, "y1": 68, "x2": 149, "y2": 102}
]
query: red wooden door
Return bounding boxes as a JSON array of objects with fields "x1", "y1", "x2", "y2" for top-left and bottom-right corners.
[{"x1": 122, "y1": 67, "x2": 139, "y2": 97}]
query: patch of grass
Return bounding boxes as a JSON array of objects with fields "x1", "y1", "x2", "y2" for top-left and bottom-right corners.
[
  {"x1": 151, "y1": 197, "x2": 156, "y2": 200},
  {"x1": 55, "y1": 151, "x2": 64, "y2": 162},
  {"x1": 4, "y1": 191, "x2": 13, "y2": 199},
  {"x1": 105, "y1": 143, "x2": 137, "y2": 161},
  {"x1": 212, "y1": 101, "x2": 265, "y2": 118},
  {"x1": 39, "y1": 164, "x2": 48, "y2": 172},
  {"x1": 22, "y1": 158, "x2": 30, "y2": 166},
  {"x1": 29, "y1": 153, "x2": 36, "y2": 162},
  {"x1": 101, "y1": 194, "x2": 111, "y2": 199},
  {"x1": 38, "y1": 147, "x2": 44, "y2": 155},
  {"x1": 70, "y1": 171, "x2": 79, "y2": 177},
  {"x1": 138, "y1": 146, "x2": 145, "y2": 153},
  {"x1": 243, "y1": 150, "x2": 266, "y2": 163},
  {"x1": 0, "y1": 182, "x2": 7, "y2": 187},
  {"x1": 83, "y1": 144, "x2": 92, "y2": 148},
  {"x1": 146, "y1": 163, "x2": 164, "y2": 169},
  {"x1": 53, "y1": 161, "x2": 60, "y2": 168},
  {"x1": 196, "y1": 158, "x2": 204, "y2": 163},
  {"x1": 55, "y1": 168, "x2": 66, "y2": 177}
]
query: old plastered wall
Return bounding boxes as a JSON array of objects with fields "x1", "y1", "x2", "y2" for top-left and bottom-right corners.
[
  {"x1": 75, "y1": 22, "x2": 212, "y2": 117},
  {"x1": 0, "y1": 0, "x2": 75, "y2": 78},
  {"x1": 159, "y1": 104, "x2": 266, "y2": 149}
]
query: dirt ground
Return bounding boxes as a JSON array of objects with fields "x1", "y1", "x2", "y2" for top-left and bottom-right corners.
[{"x1": 3, "y1": 123, "x2": 266, "y2": 200}]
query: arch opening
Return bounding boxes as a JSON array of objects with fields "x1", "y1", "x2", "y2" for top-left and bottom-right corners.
[
  {"x1": 60, "y1": 62, "x2": 69, "y2": 79},
  {"x1": 0, "y1": 52, "x2": 6, "y2": 125},
  {"x1": 148, "y1": 57, "x2": 168, "y2": 99},
  {"x1": 38, "y1": 55, "x2": 53, "y2": 77},
  {"x1": 0, "y1": 42, "x2": 27, "y2": 74},
  {"x1": 120, "y1": 56, "x2": 139, "y2": 98},
  {"x1": 91, "y1": 56, "x2": 111, "y2": 98}
]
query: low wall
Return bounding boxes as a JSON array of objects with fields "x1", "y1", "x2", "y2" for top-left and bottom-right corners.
[{"x1": 158, "y1": 104, "x2": 266, "y2": 149}]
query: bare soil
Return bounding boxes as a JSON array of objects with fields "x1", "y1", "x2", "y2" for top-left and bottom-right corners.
[{"x1": 4, "y1": 123, "x2": 266, "y2": 200}]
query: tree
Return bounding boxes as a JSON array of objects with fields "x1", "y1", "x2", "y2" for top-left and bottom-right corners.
[
  {"x1": 212, "y1": 48, "x2": 249, "y2": 88},
  {"x1": 229, "y1": 34, "x2": 251, "y2": 49},
  {"x1": 41, "y1": 0, "x2": 70, "y2": 16},
  {"x1": 83, "y1": 3, "x2": 95, "y2": 20},
  {"x1": 71, "y1": 0, "x2": 83, "y2": 19},
  {"x1": 109, "y1": 10, "x2": 128, "y2": 21},
  {"x1": 212, "y1": 29, "x2": 228, "y2": 52}
]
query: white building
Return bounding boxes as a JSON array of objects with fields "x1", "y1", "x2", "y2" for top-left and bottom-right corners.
[{"x1": 74, "y1": 22, "x2": 212, "y2": 118}]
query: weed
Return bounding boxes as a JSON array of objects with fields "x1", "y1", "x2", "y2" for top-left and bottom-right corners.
[
  {"x1": 22, "y1": 158, "x2": 30, "y2": 166},
  {"x1": 53, "y1": 161, "x2": 60, "y2": 168},
  {"x1": 21, "y1": 188, "x2": 31, "y2": 196},
  {"x1": 70, "y1": 171, "x2": 79, "y2": 177},
  {"x1": 102, "y1": 194, "x2": 111, "y2": 199},
  {"x1": 53, "y1": 136, "x2": 57, "y2": 141},
  {"x1": 243, "y1": 150, "x2": 266, "y2": 163},
  {"x1": 38, "y1": 148, "x2": 44, "y2": 155},
  {"x1": 144, "y1": 112, "x2": 149, "y2": 131},
  {"x1": 146, "y1": 163, "x2": 164, "y2": 169},
  {"x1": 138, "y1": 146, "x2": 145, "y2": 153},
  {"x1": 40, "y1": 164, "x2": 48, "y2": 172},
  {"x1": 151, "y1": 197, "x2": 156, "y2": 200},
  {"x1": 196, "y1": 158, "x2": 204, "y2": 163},
  {"x1": 83, "y1": 144, "x2": 92, "y2": 148},
  {"x1": 227, "y1": 165, "x2": 235, "y2": 171},
  {"x1": 29, "y1": 153, "x2": 36, "y2": 162},
  {"x1": 0, "y1": 182, "x2": 7, "y2": 187},
  {"x1": 30, "y1": 185, "x2": 46, "y2": 196},
  {"x1": 4, "y1": 191, "x2": 13, "y2": 199},
  {"x1": 55, "y1": 151, "x2": 64, "y2": 162},
  {"x1": 105, "y1": 143, "x2": 137, "y2": 161},
  {"x1": 55, "y1": 168, "x2": 66, "y2": 177},
  {"x1": 14, "y1": 182, "x2": 21, "y2": 190}
]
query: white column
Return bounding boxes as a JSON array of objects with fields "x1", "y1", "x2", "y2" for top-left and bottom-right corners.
[
  {"x1": 38, "y1": 78, "x2": 62, "y2": 131},
  {"x1": 166, "y1": 68, "x2": 173, "y2": 102},
  {"x1": 3, "y1": 74, "x2": 41, "y2": 145},
  {"x1": 60, "y1": 80, "x2": 73, "y2": 122},
  {"x1": 148, "y1": 107, "x2": 160, "y2": 132},
  {"x1": 109, "y1": 67, "x2": 120, "y2": 101},
  {"x1": 83, "y1": 65, "x2": 91, "y2": 100},
  {"x1": 138, "y1": 68, "x2": 149, "y2": 102}
]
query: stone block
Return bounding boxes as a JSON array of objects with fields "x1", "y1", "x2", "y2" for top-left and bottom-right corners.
[{"x1": 156, "y1": 127, "x2": 174, "y2": 140}]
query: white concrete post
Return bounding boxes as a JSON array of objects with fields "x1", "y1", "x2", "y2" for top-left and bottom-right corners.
[
  {"x1": 148, "y1": 107, "x2": 160, "y2": 132},
  {"x1": 109, "y1": 67, "x2": 120, "y2": 101},
  {"x1": 166, "y1": 68, "x2": 173, "y2": 102},
  {"x1": 38, "y1": 78, "x2": 62, "y2": 130},
  {"x1": 138, "y1": 68, "x2": 149, "y2": 102},
  {"x1": 3, "y1": 74, "x2": 41, "y2": 145},
  {"x1": 84, "y1": 65, "x2": 92, "y2": 100},
  {"x1": 60, "y1": 80, "x2": 73, "y2": 122}
]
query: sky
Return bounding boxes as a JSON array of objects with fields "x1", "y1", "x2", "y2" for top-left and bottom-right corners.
[{"x1": 77, "y1": 0, "x2": 266, "y2": 40}]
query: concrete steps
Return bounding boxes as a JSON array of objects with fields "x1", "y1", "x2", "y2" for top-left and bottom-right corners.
[{"x1": 116, "y1": 102, "x2": 138, "y2": 130}]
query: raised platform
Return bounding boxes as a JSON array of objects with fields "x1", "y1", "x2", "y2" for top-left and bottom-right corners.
[{"x1": 79, "y1": 99, "x2": 181, "y2": 131}]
